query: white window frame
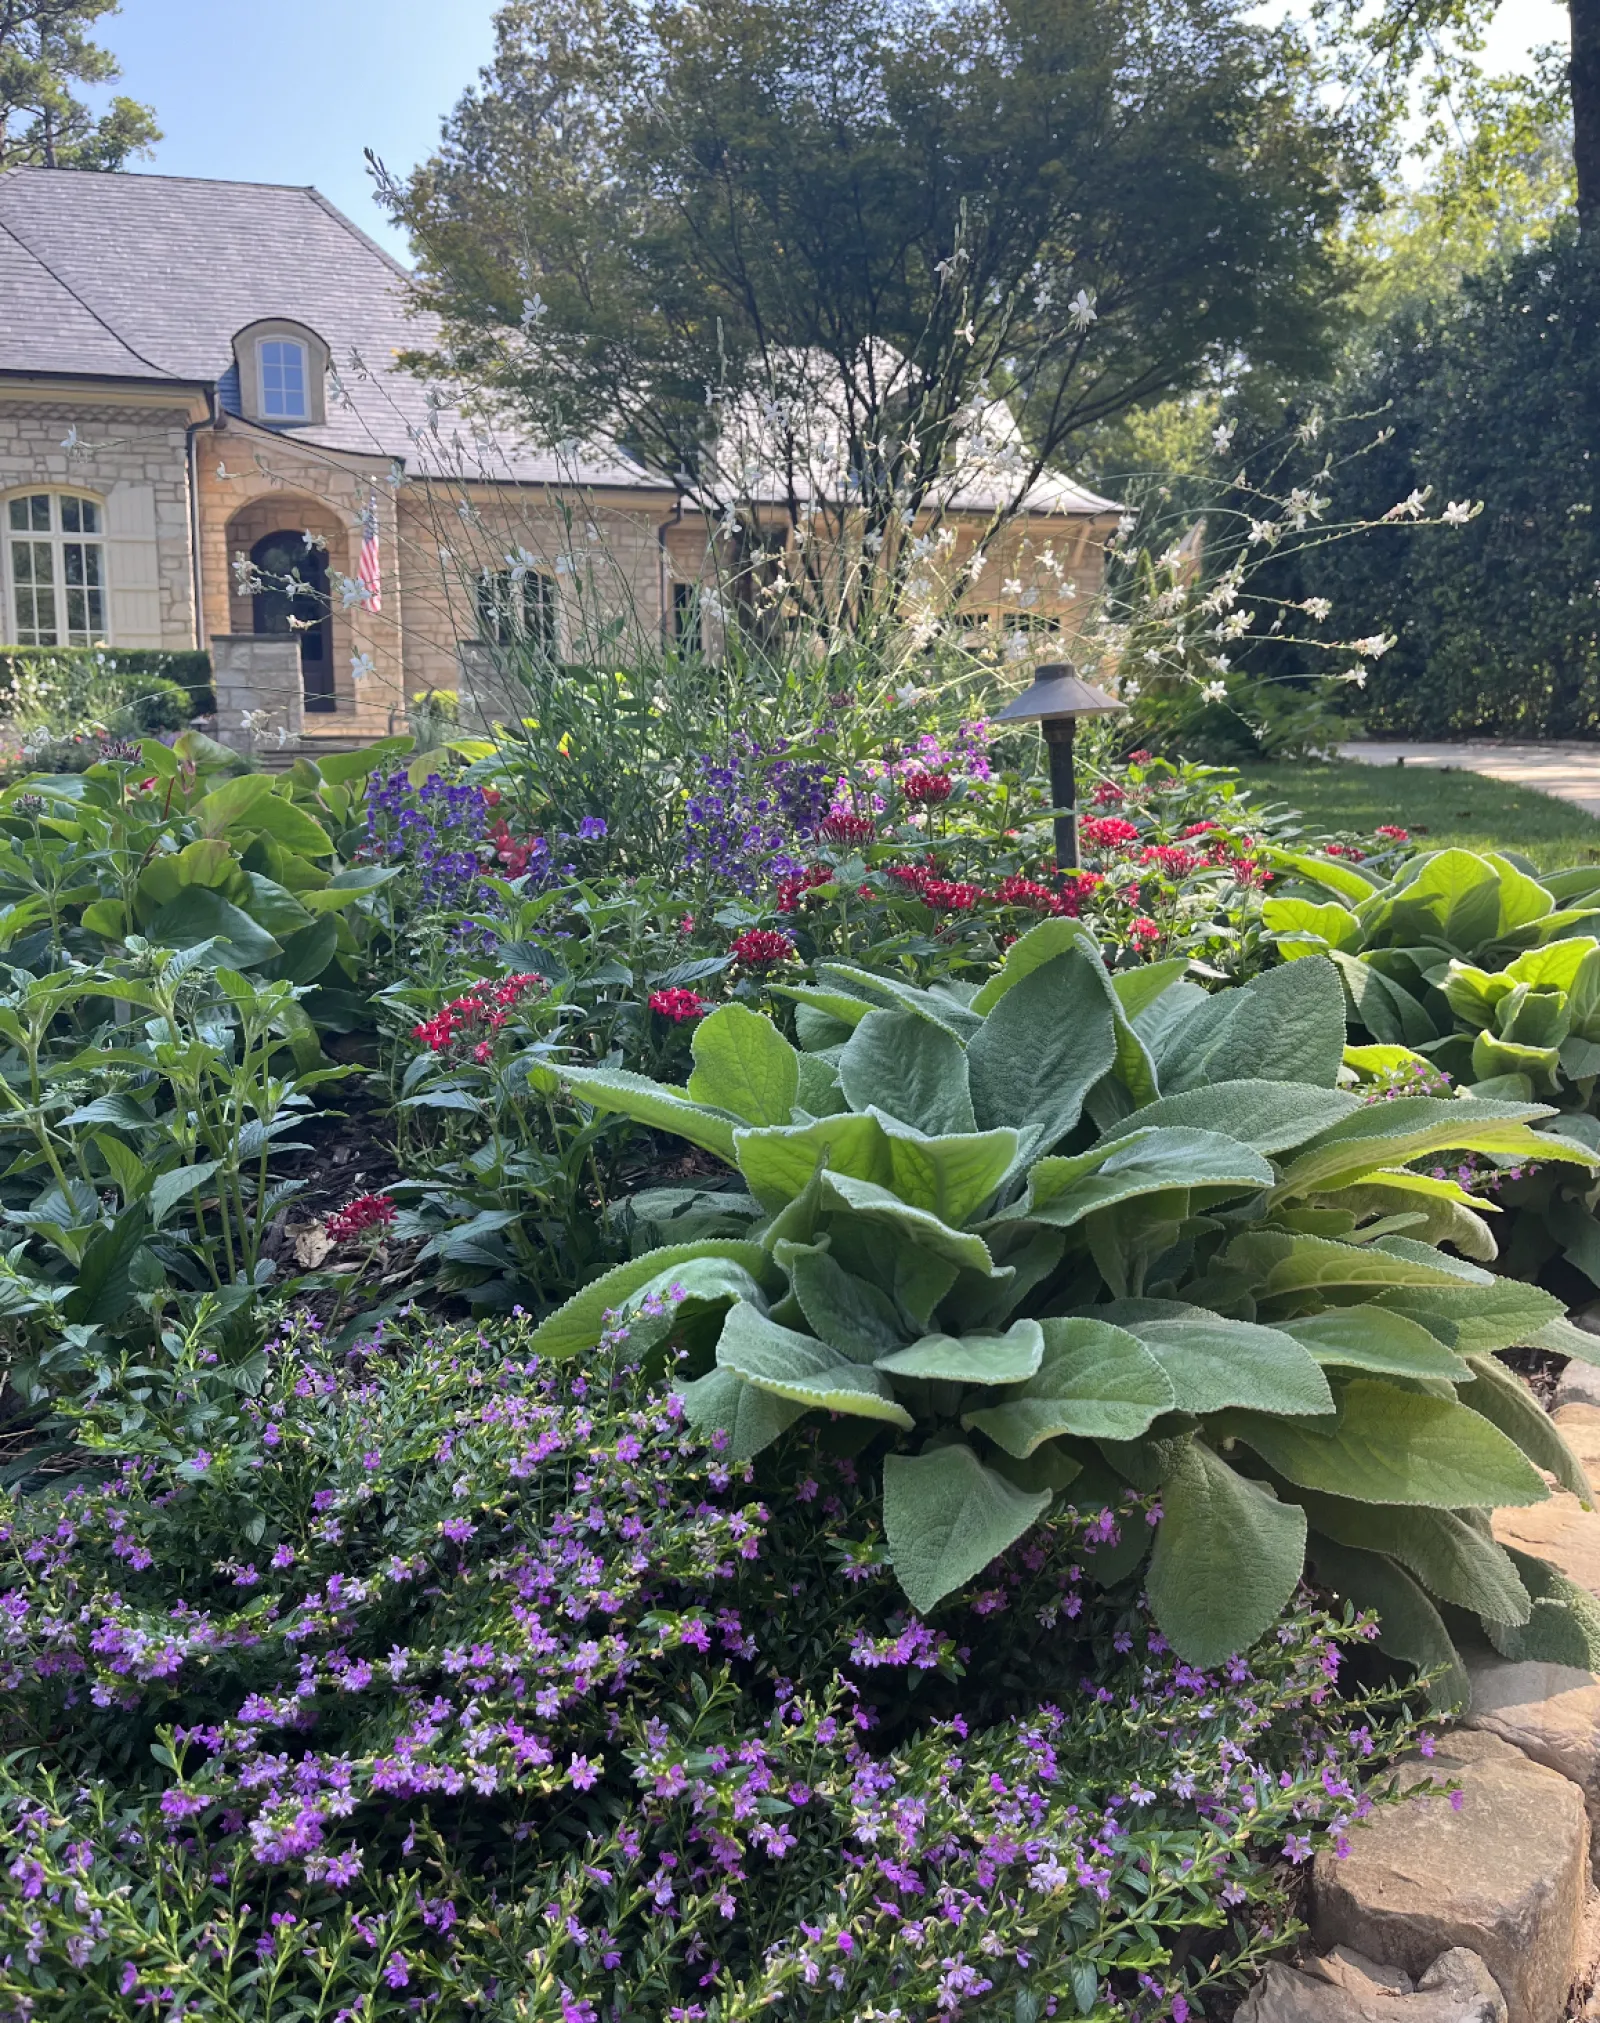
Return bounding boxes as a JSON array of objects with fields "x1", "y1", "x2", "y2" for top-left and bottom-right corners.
[
  {"x1": 257, "y1": 337, "x2": 311, "y2": 423},
  {"x1": 4, "y1": 490, "x2": 108, "y2": 648}
]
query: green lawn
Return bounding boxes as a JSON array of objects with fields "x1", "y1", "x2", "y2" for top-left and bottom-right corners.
[{"x1": 1236, "y1": 760, "x2": 1600, "y2": 872}]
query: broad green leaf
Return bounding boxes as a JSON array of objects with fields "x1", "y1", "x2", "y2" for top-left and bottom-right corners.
[
  {"x1": 1025, "y1": 1127, "x2": 1271, "y2": 1228},
  {"x1": 783, "y1": 1243, "x2": 905, "y2": 1359},
  {"x1": 815, "y1": 962, "x2": 983, "y2": 1040},
  {"x1": 1113, "y1": 1308, "x2": 1333, "y2": 1417},
  {"x1": 971, "y1": 919, "x2": 1158, "y2": 1107},
  {"x1": 966, "y1": 950, "x2": 1117, "y2": 1162},
  {"x1": 686, "y1": 1005, "x2": 799, "y2": 1127},
  {"x1": 1307, "y1": 1538, "x2": 1468, "y2": 1709},
  {"x1": 734, "y1": 1113, "x2": 894, "y2": 1211},
  {"x1": 194, "y1": 772, "x2": 279, "y2": 837},
  {"x1": 1274, "y1": 1093, "x2": 1586, "y2": 1199},
  {"x1": 1110, "y1": 958, "x2": 1191, "y2": 1022},
  {"x1": 676, "y1": 1367, "x2": 805, "y2": 1460},
  {"x1": 1297, "y1": 1492, "x2": 1530, "y2": 1624},
  {"x1": 1277, "y1": 1307, "x2": 1468, "y2": 1380},
  {"x1": 1155, "y1": 957, "x2": 1346, "y2": 1093},
  {"x1": 878, "y1": 1318, "x2": 1045, "y2": 1385},
  {"x1": 242, "y1": 873, "x2": 316, "y2": 936},
  {"x1": 882, "y1": 1443, "x2": 1051, "y2": 1612},
  {"x1": 525, "y1": 1240, "x2": 779, "y2": 1358},
  {"x1": 1225, "y1": 1229, "x2": 1492, "y2": 1296},
  {"x1": 1328, "y1": 951, "x2": 1438, "y2": 1047},
  {"x1": 1374, "y1": 1280, "x2": 1567, "y2": 1356},
  {"x1": 552, "y1": 1062, "x2": 739, "y2": 1163},
  {"x1": 715, "y1": 1302, "x2": 912, "y2": 1427},
  {"x1": 970, "y1": 916, "x2": 1100, "y2": 1015},
  {"x1": 1147, "y1": 1441, "x2": 1307, "y2": 1668},
  {"x1": 269, "y1": 914, "x2": 339, "y2": 985},
  {"x1": 1097, "y1": 1080, "x2": 1361, "y2": 1155},
  {"x1": 299, "y1": 866, "x2": 403, "y2": 911},
  {"x1": 149, "y1": 1160, "x2": 220, "y2": 1228},
  {"x1": 1360, "y1": 848, "x2": 1503, "y2": 951},
  {"x1": 1269, "y1": 848, "x2": 1385, "y2": 902},
  {"x1": 314, "y1": 736, "x2": 412, "y2": 785},
  {"x1": 1529, "y1": 1312, "x2": 1600, "y2": 1369},
  {"x1": 1219, "y1": 1378, "x2": 1549, "y2": 1507},
  {"x1": 145, "y1": 889, "x2": 281, "y2": 968},
  {"x1": 1462, "y1": 1353, "x2": 1592, "y2": 1504},
  {"x1": 1262, "y1": 896, "x2": 1361, "y2": 952},
  {"x1": 1488, "y1": 1550, "x2": 1600, "y2": 1671},
  {"x1": 838, "y1": 1010, "x2": 976, "y2": 1135},
  {"x1": 244, "y1": 793, "x2": 334, "y2": 857},
  {"x1": 794, "y1": 1050, "x2": 847, "y2": 1117},
  {"x1": 961, "y1": 1317, "x2": 1172, "y2": 1452},
  {"x1": 766, "y1": 985, "x2": 875, "y2": 1032},
  {"x1": 818, "y1": 1170, "x2": 1004, "y2": 1277},
  {"x1": 870, "y1": 1112, "x2": 1018, "y2": 1225}
]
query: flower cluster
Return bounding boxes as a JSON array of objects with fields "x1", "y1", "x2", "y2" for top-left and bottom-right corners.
[
  {"x1": 648, "y1": 987, "x2": 709, "y2": 1023},
  {"x1": 886, "y1": 862, "x2": 983, "y2": 912},
  {"x1": 410, "y1": 972, "x2": 545, "y2": 1055},
  {"x1": 683, "y1": 738, "x2": 833, "y2": 895},
  {"x1": 364, "y1": 768, "x2": 489, "y2": 907},
  {"x1": 325, "y1": 1193, "x2": 398, "y2": 1244},
  {"x1": 901, "y1": 768, "x2": 954, "y2": 806},
  {"x1": 818, "y1": 810, "x2": 876, "y2": 846},
  {"x1": 728, "y1": 928, "x2": 796, "y2": 970}
]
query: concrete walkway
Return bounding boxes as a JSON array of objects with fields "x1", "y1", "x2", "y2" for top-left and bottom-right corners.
[{"x1": 1338, "y1": 741, "x2": 1600, "y2": 817}]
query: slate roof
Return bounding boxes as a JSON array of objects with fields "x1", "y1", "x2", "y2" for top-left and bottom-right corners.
[{"x1": 0, "y1": 167, "x2": 657, "y2": 489}]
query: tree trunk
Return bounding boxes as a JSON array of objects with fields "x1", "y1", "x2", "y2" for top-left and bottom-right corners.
[{"x1": 1576, "y1": 0, "x2": 1600, "y2": 225}]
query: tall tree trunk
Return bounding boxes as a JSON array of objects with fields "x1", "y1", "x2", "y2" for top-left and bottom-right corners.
[{"x1": 1576, "y1": 0, "x2": 1600, "y2": 225}]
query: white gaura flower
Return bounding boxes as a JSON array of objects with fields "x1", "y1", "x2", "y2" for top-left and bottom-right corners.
[
  {"x1": 895, "y1": 682, "x2": 926, "y2": 705},
  {"x1": 1443, "y1": 500, "x2": 1477, "y2": 526},
  {"x1": 350, "y1": 653, "x2": 376, "y2": 683},
  {"x1": 1200, "y1": 679, "x2": 1228, "y2": 703},
  {"x1": 1300, "y1": 597, "x2": 1332, "y2": 621},
  {"x1": 1351, "y1": 634, "x2": 1394, "y2": 659},
  {"x1": 1248, "y1": 520, "x2": 1279, "y2": 546},
  {"x1": 335, "y1": 573, "x2": 367, "y2": 611},
  {"x1": 1211, "y1": 420, "x2": 1236, "y2": 455},
  {"x1": 1002, "y1": 577, "x2": 1023, "y2": 598},
  {"x1": 1382, "y1": 489, "x2": 1430, "y2": 522},
  {"x1": 1067, "y1": 288, "x2": 1099, "y2": 332},
  {"x1": 521, "y1": 293, "x2": 548, "y2": 327},
  {"x1": 1343, "y1": 665, "x2": 1369, "y2": 688}
]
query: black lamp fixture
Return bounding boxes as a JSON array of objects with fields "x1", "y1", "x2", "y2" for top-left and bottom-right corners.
[{"x1": 992, "y1": 661, "x2": 1126, "y2": 874}]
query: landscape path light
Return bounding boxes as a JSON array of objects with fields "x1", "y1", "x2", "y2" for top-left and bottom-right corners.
[{"x1": 992, "y1": 660, "x2": 1127, "y2": 874}]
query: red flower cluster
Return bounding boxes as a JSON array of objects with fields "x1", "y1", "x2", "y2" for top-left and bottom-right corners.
[
  {"x1": 1376, "y1": 825, "x2": 1410, "y2": 841},
  {"x1": 887, "y1": 863, "x2": 981, "y2": 911},
  {"x1": 1080, "y1": 816, "x2": 1141, "y2": 850},
  {"x1": 648, "y1": 987, "x2": 709, "y2": 1023},
  {"x1": 1126, "y1": 749, "x2": 1153, "y2": 764},
  {"x1": 1139, "y1": 844, "x2": 1201, "y2": 877},
  {"x1": 1180, "y1": 819, "x2": 1217, "y2": 838},
  {"x1": 729, "y1": 929, "x2": 796, "y2": 969},
  {"x1": 818, "y1": 810, "x2": 876, "y2": 845},
  {"x1": 489, "y1": 819, "x2": 535, "y2": 878},
  {"x1": 902, "y1": 769, "x2": 954, "y2": 805},
  {"x1": 1324, "y1": 843, "x2": 1367, "y2": 861},
  {"x1": 325, "y1": 1193, "x2": 397, "y2": 1244},
  {"x1": 411, "y1": 973, "x2": 545, "y2": 1053},
  {"x1": 776, "y1": 865, "x2": 836, "y2": 913},
  {"x1": 1128, "y1": 915, "x2": 1161, "y2": 944},
  {"x1": 1091, "y1": 780, "x2": 1126, "y2": 807}
]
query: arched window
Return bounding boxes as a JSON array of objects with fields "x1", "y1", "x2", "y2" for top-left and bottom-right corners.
[
  {"x1": 5, "y1": 492, "x2": 105, "y2": 646},
  {"x1": 258, "y1": 338, "x2": 310, "y2": 422}
]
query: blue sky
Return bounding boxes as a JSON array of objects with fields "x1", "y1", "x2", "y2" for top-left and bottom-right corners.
[{"x1": 96, "y1": 0, "x2": 1568, "y2": 267}]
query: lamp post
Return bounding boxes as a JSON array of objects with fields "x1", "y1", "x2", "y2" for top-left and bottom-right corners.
[{"x1": 992, "y1": 661, "x2": 1126, "y2": 875}]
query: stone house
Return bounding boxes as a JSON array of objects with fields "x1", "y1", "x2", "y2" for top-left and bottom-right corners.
[{"x1": 0, "y1": 166, "x2": 1118, "y2": 744}]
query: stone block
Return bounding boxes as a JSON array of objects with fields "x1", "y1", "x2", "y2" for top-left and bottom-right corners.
[
  {"x1": 1312, "y1": 1730, "x2": 1589, "y2": 2023},
  {"x1": 1236, "y1": 1947, "x2": 1506, "y2": 2023},
  {"x1": 1462, "y1": 1649, "x2": 1600, "y2": 1875},
  {"x1": 1554, "y1": 1404, "x2": 1600, "y2": 1491},
  {"x1": 1493, "y1": 1485, "x2": 1600, "y2": 1595}
]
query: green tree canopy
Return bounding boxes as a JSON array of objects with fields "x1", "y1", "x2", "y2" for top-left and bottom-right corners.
[
  {"x1": 0, "y1": 0, "x2": 159, "y2": 171},
  {"x1": 388, "y1": 0, "x2": 1371, "y2": 628}
]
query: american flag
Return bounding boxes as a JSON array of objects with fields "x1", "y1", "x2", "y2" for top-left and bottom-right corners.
[{"x1": 357, "y1": 493, "x2": 382, "y2": 612}]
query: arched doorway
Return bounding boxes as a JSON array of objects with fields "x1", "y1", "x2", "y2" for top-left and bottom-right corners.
[{"x1": 250, "y1": 531, "x2": 334, "y2": 712}]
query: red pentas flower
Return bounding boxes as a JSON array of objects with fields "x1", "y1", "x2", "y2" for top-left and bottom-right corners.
[
  {"x1": 1128, "y1": 915, "x2": 1161, "y2": 944},
  {"x1": 411, "y1": 973, "x2": 545, "y2": 1053},
  {"x1": 1126, "y1": 749, "x2": 1153, "y2": 764},
  {"x1": 1091, "y1": 780, "x2": 1126, "y2": 807},
  {"x1": 1324, "y1": 843, "x2": 1367, "y2": 861},
  {"x1": 818, "y1": 810, "x2": 876, "y2": 845},
  {"x1": 887, "y1": 864, "x2": 980, "y2": 912},
  {"x1": 729, "y1": 929, "x2": 796, "y2": 970},
  {"x1": 1180, "y1": 819, "x2": 1217, "y2": 838},
  {"x1": 325, "y1": 1193, "x2": 397, "y2": 1244},
  {"x1": 902, "y1": 769, "x2": 954, "y2": 805},
  {"x1": 776, "y1": 865, "x2": 835, "y2": 913},
  {"x1": 1139, "y1": 844, "x2": 1200, "y2": 877},
  {"x1": 649, "y1": 987, "x2": 709, "y2": 1023},
  {"x1": 1376, "y1": 825, "x2": 1410, "y2": 841},
  {"x1": 992, "y1": 874, "x2": 1058, "y2": 913},
  {"x1": 1080, "y1": 815, "x2": 1141, "y2": 850}
]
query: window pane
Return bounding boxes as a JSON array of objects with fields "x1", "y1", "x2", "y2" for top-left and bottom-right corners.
[
  {"x1": 78, "y1": 499, "x2": 100, "y2": 534},
  {"x1": 61, "y1": 497, "x2": 80, "y2": 533},
  {"x1": 9, "y1": 494, "x2": 48, "y2": 533},
  {"x1": 260, "y1": 339, "x2": 308, "y2": 419}
]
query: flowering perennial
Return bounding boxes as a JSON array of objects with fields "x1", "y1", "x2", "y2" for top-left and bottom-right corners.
[{"x1": 410, "y1": 972, "x2": 545, "y2": 1054}]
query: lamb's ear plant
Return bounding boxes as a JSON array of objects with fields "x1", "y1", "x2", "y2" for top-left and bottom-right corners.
[
  {"x1": 537, "y1": 920, "x2": 1600, "y2": 1703},
  {"x1": 1265, "y1": 847, "x2": 1600, "y2": 1292}
]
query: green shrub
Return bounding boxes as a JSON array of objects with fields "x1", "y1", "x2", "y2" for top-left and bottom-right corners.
[
  {"x1": 0, "y1": 646, "x2": 215, "y2": 721},
  {"x1": 539, "y1": 922, "x2": 1600, "y2": 1701},
  {"x1": 0, "y1": 1310, "x2": 1425, "y2": 2020}
]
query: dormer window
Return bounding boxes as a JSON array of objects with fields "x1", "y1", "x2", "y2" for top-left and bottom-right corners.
[
  {"x1": 259, "y1": 338, "x2": 309, "y2": 421},
  {"x1": 233, "y1": 318, "x2": 328, "y2": 428}
]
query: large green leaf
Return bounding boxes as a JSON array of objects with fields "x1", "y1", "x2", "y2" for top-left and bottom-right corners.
[
  {"x1": 1327, "y1": 951, "x2": 1438, "y2": 1048},
  {"x1": 1461, "y1": 1353, "x2": 1593, "y2": 1504},
  {"x1": 1096, "y1": 1080, "x2": 1361, "y2": 1155},
  {"x1": 146, "y1": 889, "x2": 282, "y2": 968},
  {"x1": 148, "y1": 1160, "x2": 221, "y2": 1228},
  {"x1": 1225, "y1": 1229, "x2": 1492, "y2": 1296},
  {"x1": 1273, "y1": 1093, "x2": 1587, "y2": 1199},
  {"x1": 838, "y1": 1010, "x2": 976, "y2": 1136},
  {"x1": 815, "y1": 963, "x2": 983, "y2": 1040},
  {"x1": 969, "y1": 916, "x2": 1098, "y2": 1015},
  {"x1": 1488, "y1": 1550, "x2": 1600, "y2": 1671},
  {"x1": 1146, "y1": 1441, "x2": 1307, "y2": 1668},
  {"x1": 1306, "y1": 1538, "x2": 1468, "y2": 1709},
  {"x1": 676, "y1": 1367, "x2": 806, "y2": 1460},
  {"x1": 877, "y1": 1319, "x2": 1045, "y2": 1385},
  {"x1": 1373, "y1": 1280, "x2": 1567, "y2": 1356},
  {"x1": 1220, "y1": 1378, "x2": 1549, "y2": 1507},
  {"x1": 714, "y1": 1302, "x2": 913, "y2": 1426},
  {"x1": 1359, "y1": 849, "x2": 1505, "y2": 952},
  {"x1": 552, "y1": 1062, "x2": 740, "y2": 1162},
  {"x1": 783, "y1": 1242, "x2": 906, "y2": 1360},
  {"x1": 734, "y1": 1113, "x2": 893, "y2": 1209},
  {"x1": 193, "y1": 772, "x2": 280, "y2": 837},
  {"x1": 1296, "y1": 1491, "x2": 1530, "y2": 1624},
  {"x1": 1277, "y1": 1307, "x2": 1468, "y2": 1380},
  {"x1": 1025, "y1": 1127, "x2": 1272, "y2": 1228},
  {"x1": 882, "y1": 1443, "x2": 1052, "y2": 1612},
  {"x1": 1262, "y1": 896, "x2": 1361, "y2": 953},
  {"x1": 871, "y1": 1113, "x2": 1019, "y2": 1226},
  {"x1": 1269, "y1": 848, "x2": 1385, "y2": 902},
  {"x1": 1112, "y1": 1307, "x2": 1333, "y2": 1416},
  {"x1": 244, "y1": 792, "x2": 334, "y2": 857},
  {"x1": 961, "y1": 1317, "x2": 1173, "y2": 1452},
  {"x1": 819, "y1": 1170, "x2": 1004, "y2": 1277},
  {"x1": 686, "y1": 1005, "x2": 799, "y2": 1127},
  {"x1": 1155, "y1": 957, "x2": 1346, "y2": 1094},
  {"x1": 525, "y1": 1240, "x2": 778, "y2": 1358},
  {"x1": 966, "y1": 949, "x2": 1117, "y2": 1162}
]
